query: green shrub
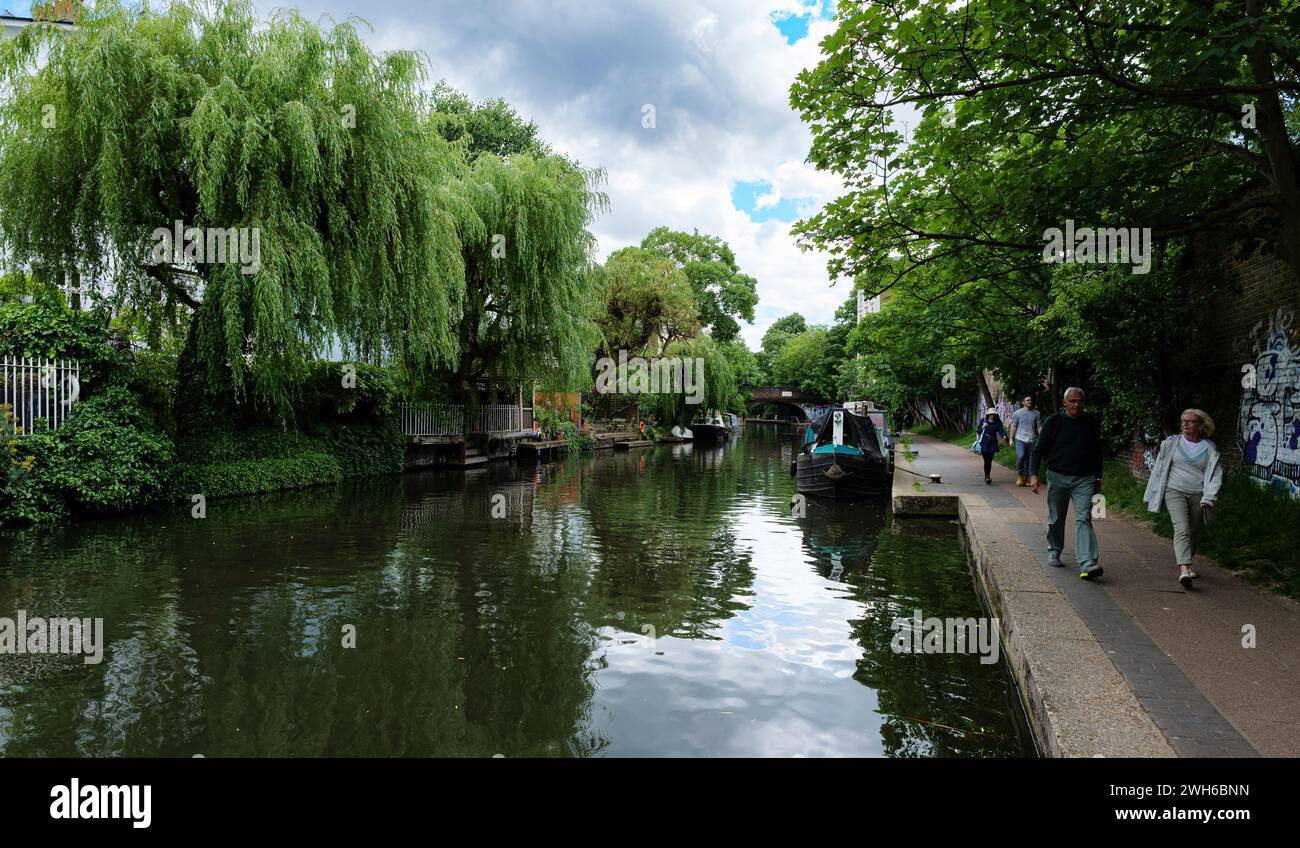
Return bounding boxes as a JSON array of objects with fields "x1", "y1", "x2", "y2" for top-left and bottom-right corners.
[
  {"x1": 310, "y1": 419, "x2": 404, "y2": 477},
  {"x1": 176, "y1": 426, "x2": 318, "y2": 465},
  {"x1": 173, "y1": 452, "x2": 344, "y2": 499},
  {"x1": 0, "y1": 290, "x2": 126, "y2": 396},
  {"x1": 2, "y1": 403, "x2": 35, "y2": 485},
  {"x1": 0, "y1": 429, "x2": 64, "y2": 524},
  {"x1": 1, "y1": 387, "x2": 175, "y2": 524},
  {"x1": 557, "y1": 421, "x2": 595, "y2": 453},
  {"x1": 172, "y1": 416, "x2": 403, "y2": 501},
  {"x1": 130, "y1": 350, "x2": 180, "y2": 436}
]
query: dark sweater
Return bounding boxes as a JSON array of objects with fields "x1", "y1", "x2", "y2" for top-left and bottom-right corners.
[{"x1": 1029, "y1": 412, "x2": 1103, "y2": 479}]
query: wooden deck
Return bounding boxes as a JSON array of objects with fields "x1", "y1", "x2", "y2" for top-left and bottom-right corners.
[{"x1": 516, "y1": 439, "x2": 569, "y2": 456}]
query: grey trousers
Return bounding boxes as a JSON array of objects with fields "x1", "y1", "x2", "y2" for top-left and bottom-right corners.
[
  {"x1": 1046, "y1": 471, "x2": 1099, "y2": 567},
  {"x1": 1165, "y1": 489, "x2": 1205, "y2": 566}
]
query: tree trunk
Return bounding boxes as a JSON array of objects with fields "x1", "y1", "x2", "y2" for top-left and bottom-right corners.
[
  {"x1": 974, "y1": 369, "x2": 995, "y2": 413},
  {"x1": 1247, "y1": 0, "x2": 1300, "y2": 289}
]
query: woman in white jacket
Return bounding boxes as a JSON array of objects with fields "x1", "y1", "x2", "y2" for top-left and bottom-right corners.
[{"x1": 1142, "y1": 410, "x2": 1224, "y2": 589}]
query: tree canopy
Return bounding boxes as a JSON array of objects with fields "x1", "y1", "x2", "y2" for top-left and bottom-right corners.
[
  {"x1": 0, "y1": 1, "x2": 608, "y2": 416},
  {"x1": 0, "y1": 1, "x2": 473, "y2": 411},
  {"x1": 430, "y1": 81, "x2": 550, "y2": 161},
  {"x1": 595, "y1": 246, "x2": 698, "y2": 357},
  {"x1": 444, "y1": 152, "x2": 607, "y2": 402},
  {"x1": 640, "y1": 227, "x2": 758, "y2": 342},
  {"x1": 789, "y1": 0, "x2": 1300, "y2": 435}
]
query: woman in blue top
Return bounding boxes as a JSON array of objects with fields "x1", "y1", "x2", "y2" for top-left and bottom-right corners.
[{"x1": 976, "y1": 410, "x2": 1009, "y2": 485}]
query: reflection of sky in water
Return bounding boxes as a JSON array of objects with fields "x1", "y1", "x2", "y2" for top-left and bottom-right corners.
[{"x1": 588, "y1": 495, "x2": 884, "y2": 757}]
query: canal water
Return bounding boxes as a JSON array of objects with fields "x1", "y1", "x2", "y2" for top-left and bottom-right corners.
[{"x1": 0, "y1": 427, "x2": 1034, "y2": 757}]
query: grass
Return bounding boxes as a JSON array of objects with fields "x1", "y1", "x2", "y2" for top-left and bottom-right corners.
[{"x1": 913, "y1": 426, "x2": 1300, "y2": 597}]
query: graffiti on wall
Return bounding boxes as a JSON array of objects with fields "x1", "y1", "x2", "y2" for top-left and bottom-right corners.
[{"x1": 1237, "y1": 307, "x2": 1300, "y2": 497}]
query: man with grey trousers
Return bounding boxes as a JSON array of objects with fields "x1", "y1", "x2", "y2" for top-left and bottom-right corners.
[{"x1": 1029, "y1": 387, "x2": 1105, "y2": 579}]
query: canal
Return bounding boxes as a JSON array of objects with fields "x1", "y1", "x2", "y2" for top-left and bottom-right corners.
[{"x1": 0, "y1": 427, "x2": 1034, "y2": 757}]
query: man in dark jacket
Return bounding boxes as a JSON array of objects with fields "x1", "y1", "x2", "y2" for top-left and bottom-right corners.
[{"x1": 1029, "y1": 387, "x2": 1104, "y2": 579}]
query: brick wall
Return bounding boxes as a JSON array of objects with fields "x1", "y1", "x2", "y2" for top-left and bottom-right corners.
[{"x1": 1140, "y1": 191, "x2": 1300, "y2": 494}]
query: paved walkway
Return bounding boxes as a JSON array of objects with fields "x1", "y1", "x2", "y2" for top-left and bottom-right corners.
[{"x1": 901, "y1": 434, "x2": 1300, "y2": 757}]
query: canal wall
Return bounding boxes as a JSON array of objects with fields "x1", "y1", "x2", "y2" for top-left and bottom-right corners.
[{"x1": 892, "y1": 470, "x2": 1174, "y2": 758}]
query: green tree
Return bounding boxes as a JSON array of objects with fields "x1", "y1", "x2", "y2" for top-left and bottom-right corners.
[
  {"x1": 719, "y1": 338, "x2": 763, "y2": 410},
  {"x1": 770, "y1": 326, "x2": 838, "y2": 400},
  {"x1": 595, "y1": 247, "x2": 699, "y2": 357},
  {"x1": 0, "y1": 1, "x2": 466, "y2": 412},
  {"x1": 430, "y1": 81, "x2": 549, "y2": 161},
  {"x1": 791, "y1": 0, "x2": 1300, "y2": 291},
  {"x1": 443, "y1": 152, "x2": 608, "y2": 403},
  {"x1": 646, "y1": 335, "x2": 737, "y2": 425},
  {"x1": 757, "y1": 312, "x2": 806, "y2": 379},
  {"x1": 789, "y1": 0, "x2": 1299, "y2": 433},
  {"x1": 640, "y1": 227, "x2": 758, "y2": 342}
]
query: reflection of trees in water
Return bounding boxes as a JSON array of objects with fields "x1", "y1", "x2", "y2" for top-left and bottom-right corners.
[
  {"x1": 0, "y1": 474, "x2": 609, "y2": 756},
  {"x1": 839, "y1": 522, "x2": 1033, "y2": 758},
  {"x1": 579, "y1": 442, "x2": 758, "y2": 642}
]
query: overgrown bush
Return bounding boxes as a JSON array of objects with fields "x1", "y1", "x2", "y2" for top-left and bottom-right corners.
[
  {"x1": 2, "y1": 403, "x2": 34, "y2": 485},
  {"x1": 310, "y1": 419, "x2": 405, "y2": 477},
  {"x1": 1, "y1": 387, "x2": 175, "y2": 524},
  {"x1": 557, "y1": 421, "x2": 596, "y2": 453},
  {"x1": 172, "y1": 415, "x2": 404, "y2": 502},
  {"x1": 130, "y1": 350, "x2": 180, "y2": 436},
  {"x1": 173, "y1": 452, "x2": 344, "y2": 499},
  {"x1": 0, "y1": 290, "x2": 126, "y2": 396}
]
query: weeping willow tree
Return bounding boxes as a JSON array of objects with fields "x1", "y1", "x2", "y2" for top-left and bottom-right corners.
[
  {"x1": 646, "y1": 335, "x2": 738, "y2": 427},
  {"x1": 444, "y1": 152, "x2": 607, "y2": 405},
  {"x1": 0, "y1": 1, "x2": 466, "y2": 413}
]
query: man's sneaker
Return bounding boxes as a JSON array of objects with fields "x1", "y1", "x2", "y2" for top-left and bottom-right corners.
[
  {"x1": 1079, "y1": 563, "x2": 1104, "y2": 580},
  {"x1": 1186, "y1": 568, "x2": 1198, "y2": 579},
  {"x1": 1048, "y1": 551, "x2": 1063, "y2": 568},
  {"x1": 1179, "y1": 572, "x2": 1194, "y2": 590}
]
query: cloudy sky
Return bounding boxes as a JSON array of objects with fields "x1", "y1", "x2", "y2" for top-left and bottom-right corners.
[{"x1": 249, "y1": 0, "x2": 850, "y2": 351}]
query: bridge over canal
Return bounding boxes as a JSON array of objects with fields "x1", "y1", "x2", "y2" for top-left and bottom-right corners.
[{"x1": 747, "y1": 386, "x2": 834, "y2": 422}]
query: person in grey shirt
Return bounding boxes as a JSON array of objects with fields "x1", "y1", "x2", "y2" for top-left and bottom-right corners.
[{"x1": 1008, "y1": 396, "x2": 1041, "y2": 488}]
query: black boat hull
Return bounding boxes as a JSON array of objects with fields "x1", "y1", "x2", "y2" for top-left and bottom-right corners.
[
  {"x1": 690, "y1": 424, "x2": 730, "y2": 443},
  {"x1": 796, "y1": 451, "x2": 891, "y2": 499}
]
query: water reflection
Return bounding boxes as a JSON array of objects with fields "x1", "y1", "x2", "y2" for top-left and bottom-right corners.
[{"x1": 0, "y1": 428, "x2": 1032, "y2": 757}]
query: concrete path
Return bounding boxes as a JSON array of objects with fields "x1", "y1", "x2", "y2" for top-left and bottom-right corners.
[{"x1": 897, "y1": 434, "x2": 1300, "y2": 757}]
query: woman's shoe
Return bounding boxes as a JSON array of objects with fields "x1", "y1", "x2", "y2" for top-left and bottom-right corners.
[{"x1": 985, "y1": 477, "x2": 992, "y2": 485}]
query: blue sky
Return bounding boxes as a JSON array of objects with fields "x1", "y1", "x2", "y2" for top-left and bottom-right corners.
[
  {"x1": 770, "y1": 0, "x2": 836, "y2": 45},
  {"x1": 243, "y1": 0, "x2": 848, "y2": 350},
  {"x1": 731, "y1": 180, "x2": 813, "y2": 223}
]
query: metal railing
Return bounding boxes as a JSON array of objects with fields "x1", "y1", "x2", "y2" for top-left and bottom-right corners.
[
  {"x1": 399, "y1": 403, "x2": 532, "y2": 437},
  {"x1": 2, "y1": 356, "x2": 81, "y2": 436}
]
